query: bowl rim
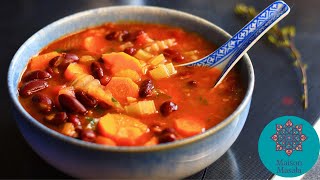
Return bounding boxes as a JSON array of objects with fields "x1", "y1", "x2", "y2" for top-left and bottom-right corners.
[{"x1": 8, "y1": 5, "x2": 255, "y2": 153}]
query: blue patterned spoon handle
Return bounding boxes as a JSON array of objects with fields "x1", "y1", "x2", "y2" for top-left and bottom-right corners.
[{"x1": 178, "y1": 1, "x2": 290, "y2": 87}]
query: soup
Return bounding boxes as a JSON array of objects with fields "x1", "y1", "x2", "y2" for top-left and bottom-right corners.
[{"x1": 18, "y1": 22, "x2": 244, "y2": 146}]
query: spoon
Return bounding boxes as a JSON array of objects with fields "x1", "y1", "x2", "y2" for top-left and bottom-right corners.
[{"x1": 177, "y1": 0, "x2": 290, "y2": 87}]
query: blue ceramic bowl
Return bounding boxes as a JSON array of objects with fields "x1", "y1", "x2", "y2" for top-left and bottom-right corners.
[{"x1": 8, "y1": 6, "x2": 254, "y2": 179}]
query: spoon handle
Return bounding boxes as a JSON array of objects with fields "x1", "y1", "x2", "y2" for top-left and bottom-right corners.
[{"x1": 178, "y1": 1, "x2": 290, "y2": 86}]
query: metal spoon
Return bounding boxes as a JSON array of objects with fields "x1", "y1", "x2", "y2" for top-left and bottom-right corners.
[{"x1": 177, "y1": 0, "x2": 290, "y2": 87}]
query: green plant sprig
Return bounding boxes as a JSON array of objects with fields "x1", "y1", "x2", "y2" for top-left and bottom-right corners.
[{"x1": 235, "y1": 4, "x2": 308, "y2": 109}]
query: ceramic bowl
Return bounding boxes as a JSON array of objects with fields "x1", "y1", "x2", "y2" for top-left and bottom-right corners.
[{"x1": 8, "y1": 6, "x2": 254, "y2": 179}]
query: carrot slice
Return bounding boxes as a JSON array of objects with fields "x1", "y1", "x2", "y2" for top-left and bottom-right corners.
[
  {"x1": 102, "y1": 52, "x2": 142, "y2": 75},
  {"x1": 105, "y1": 77, "x2": 139, "y2": 104},
  {"x1": 95, "y1": 136, "x2": 116, "y2": 146},
  {"x1": 29, "y1": 52, "x2": 60, "y2": 71},
  {"x1": 64, "y1": 63, "x2": 89, "y2": 81},
  {"x1": 174, "y1": 117, "x2": 205, "y2": 137},
  {"x1": 97, "y1": 114, "x2": 149, "y2": 146}
]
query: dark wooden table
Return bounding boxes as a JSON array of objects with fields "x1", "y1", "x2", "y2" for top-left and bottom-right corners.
[{"x1": 1, "y1": 0, "x2": 319, "y2": 179}]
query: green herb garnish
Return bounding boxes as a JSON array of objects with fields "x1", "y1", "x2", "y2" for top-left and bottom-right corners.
[{"x1": 199, "y1": 96, "x2": 209, "y2": 105}]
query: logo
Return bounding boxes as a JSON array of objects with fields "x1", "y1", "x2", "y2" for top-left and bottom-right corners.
[{"x1": 258, "y1": 116, "x2": 319, "y2": 177}]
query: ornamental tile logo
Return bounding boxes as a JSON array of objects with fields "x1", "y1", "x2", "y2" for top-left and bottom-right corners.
[{"x1": 271, "y1": 119, "x2": 307, "y2": 156}]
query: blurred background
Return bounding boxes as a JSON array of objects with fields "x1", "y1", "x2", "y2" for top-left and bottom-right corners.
[{"x1": 1, "y1": 0, "x2": 319, "y2": 179}]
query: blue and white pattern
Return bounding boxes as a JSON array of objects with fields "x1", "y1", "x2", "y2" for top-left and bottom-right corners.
[{"x1": 181, "y1": 1, "x2": 290, "y2": 71}]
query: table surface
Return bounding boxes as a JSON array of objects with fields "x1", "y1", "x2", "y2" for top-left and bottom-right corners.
[{"x1": 1, "y1": 0, "x2": 319, "y2": 179}]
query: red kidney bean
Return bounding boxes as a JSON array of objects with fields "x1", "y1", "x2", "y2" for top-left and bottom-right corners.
[
  {"x1": 32, "y1": 94, "x2": 53, "y2": 113},
  {"x1": 49, "y1": 56, "x2": 61, "y2": 67},
  {"x1": 81, "y1": 129, "x2": 96, "y2": 142},
  {"x1": 23, "y1": 70, "x2": 52, "y2": 82},
  {"x1": 58, "y1": 94, "x2": 87, "y2": 114},
  {"x1": 158, "y1": 132, "x2": 176, "y2": 143},
  {"x1": 45, "y1": 67, "x2": 54, "y2": 75},
  {"x1": 49, "y1": 53, "x2": 79, "y2": 70},
  {"x1": 187, "y1": 80, "x2": 198, "y2": 87},
  {"x1": 44, "y1": 112, "x2": 68, "y2": 125},
  {"x1": 68, "y1": 114, "x2": 82, "y2": 132},
  {"x1": 98, "y1": 102, "x2": 112, "y2": 110},
  {"x1": 121, "y1": 31, "x2": 131, "y2": 42},
  {"x1": 139, "y1": 79, "x2": 154, "y2": 98},
  {"x1": 160, "y1": 101, "x2": 178, "y2": 116},
  {"x1": 105, "y1": 31, "x2": 116, "y2": 40},
  {"x1": 124, "y1": 47, "x2": 137, "y2": 56},
  {"x1": 163, "y1": 49, "x2": 180, "y2": 58},
  {"x1": 75, "y1": 90, "x2": 97, "y2": 108},
  {"x1": 172, "y1": 54, "x2": 185, "y2": 63},
  {"x1": 100, "y1": 75, "x2": 111, "y2": 86},
  {"x1": 19, "y1": 80, "x2": 48, "y2": 97},
  {"x1": 163, "y1": 49, "x2": 185, "y2": 63},
  {"x1": 119, "y1": 30, "x2": 129, "y2": 42},
  {"x1": 91, "y1": 61, "x2": 104, "y2": 79}
]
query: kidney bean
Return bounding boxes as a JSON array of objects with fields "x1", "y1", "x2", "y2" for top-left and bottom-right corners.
[
  {"x1": 98, "y1": 102, "x2": 112, "y2": 110},
  {"x1": 124, "y1": 47, "x2": 137, "y2": 56},
  {"x1": 19, "y1": 80, "x2": 48, "y2": 97},
  {"x1": 163, "y1": 49, "x2": 185, "y2": 63},
  {"x1": 44, "y1": 112, "x2": 68, "y2": 125},
  {"x1": 118, "y1": 30, "x2": 129, "y2": 42},
  {"x1": 58, "y1": 94, "x2": 87, "y2": 114},
  {"x1": 187, "y1": 80, "x2": 198, "y2": 87},
  {"x1": 163, "y1": 49, "x2": 180, "y2": 58},
  {"x1": 49, "y1": 53, "x2": 79, "y2": 70},
  {"x1": 100, "y1": 75, "x2": 111, "y2": 86},
  {"x1": 105, "y1": 31, "x2": 117, "y2": 40},
  {"x1": 121, "y1": 31, "x2": 131, "y2": 42},
  {"x1": 32, "y1": 94, "x2": 53, "y2": 113},
  {"x1": 139, "y1": 79, "x2": 154, "y2": 98},
  {"x1": 49, "y1": 56, "x2": 61, "y2": 67},
  {"x1": 45, "y1": 67, "x2": 54, "y2": 75},
  {"x1": 23, "y1": 70, "x2": 52, "y2": 82},
  {"x1": 68, "y1": 114, "x2": 82, "y2": 132},
  {"x1": 160, "y1": 101, "x2": 178, "y2": 116},
  {"x1": 75, "y1": 90, "x2": 97, "y2": 108},
  {"x1": 81, "y1": 129, "x2": 96, "y2": 142},
  {"x1": 158, "y1": 132, "x2": 177, "y2": 143},
  {"x1": 172, "y1": 54, "x2": 185, "y2": 63},
  {"x1": 91, "y1": 61, "x2": 104, "y2": 79}
]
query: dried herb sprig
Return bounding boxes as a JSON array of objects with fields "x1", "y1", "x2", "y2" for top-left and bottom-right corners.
[{"x1": 234, "y1": 4, "x2": 308, "y2": 109}]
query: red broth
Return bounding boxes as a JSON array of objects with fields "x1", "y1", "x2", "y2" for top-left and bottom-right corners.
[{"x1": 18, "y1": 22, "x2": 245, "y2": 146}]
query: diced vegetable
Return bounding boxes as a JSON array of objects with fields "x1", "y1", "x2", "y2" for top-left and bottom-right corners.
[
  {"x1": 105, "y1": 77, "x2": 139, "y2": 104},
  {"x1": 61, "y1": 122, "x2": 77, "y2": 137},
  {"x1": 149, "y1": 63, "x2": 177, "y2": 80},
  {"x1": 29, "y1": 52, "x2": 60, "y2": 71},
  {"x1": 173, "y1": 117, "x2": 205, "y2": 137},
  {"x1": 134, "y1": 49, "x2": 154, "y2": 61},
  {"x1": 165, "y1": 63, "x2": 177, "y2": 75},
  {"x1": 149, "y1": 64, "x2": 170, "y2": 80},
  {"x1": 64, "y1": 63, "x2": 89, "y2": 81},
  {"x1": 95, "y1": 135, "x2": 116, "y2": 146},
  {"x1": 102, "y1": 52, "x2": 142, "y2": 74},
  {"x1": 148, "y1": 54, "x2": 166, "y2": 66},
  {"x1": 58, "y1": 86, "x2": 75, "y2": 97},
  {"x1": 127, "y1": 97, "x2": 137, "y2": 103},
  {"x1": 71, "y1": 74, "x2": 123, "y2": 110},
  {"x1": 144, "y1": 39, "x2": 176, "y2": 53},
  {"x1": 114, "y1": 69, "x2": 141, "y2": 82},
  {"x1": 124, "y1": 100, "x2": 157, "y2": 116},
  {"x1": 97, "y1": 114, "x2": 149, "y2": 146}
]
